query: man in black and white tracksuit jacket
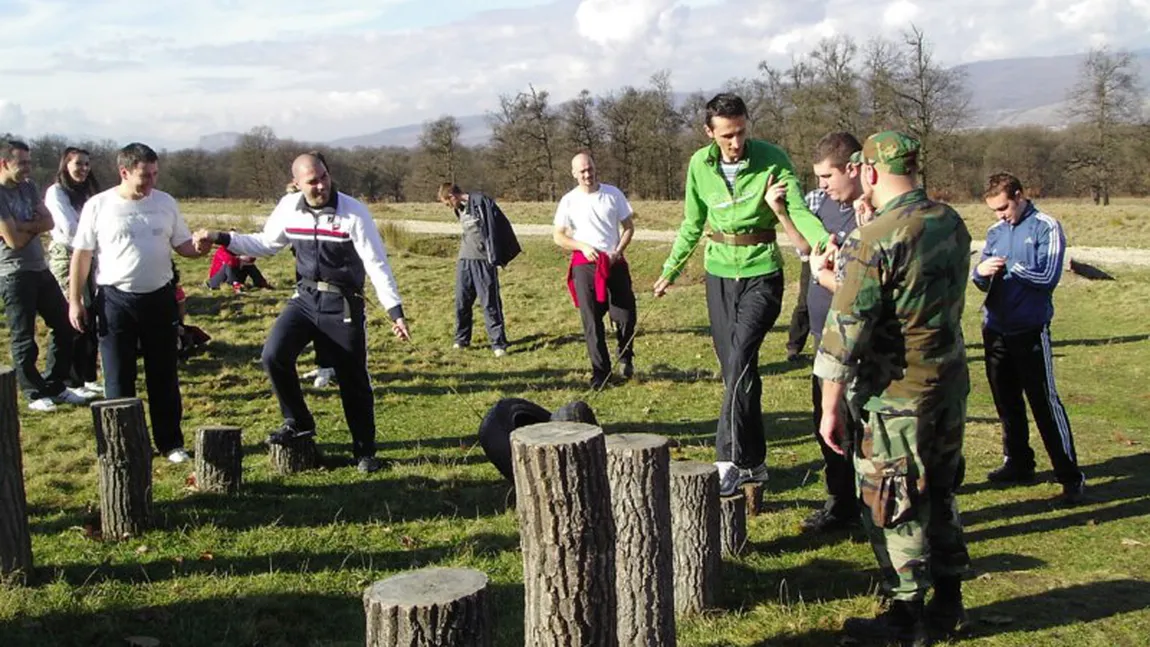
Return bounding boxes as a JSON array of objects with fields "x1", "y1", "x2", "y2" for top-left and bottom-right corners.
[
  {"x1": 195, "y1": 153, "x2": 409, "y2": 473},
  {"x1": 974, "y1": 172, "x2": 1084, "y2": 503}
]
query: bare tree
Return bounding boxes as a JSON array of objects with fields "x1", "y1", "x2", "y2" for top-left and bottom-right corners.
[
  {"x1": 561, "y1": 89, "x2": 604, "y2": 159},
  {"x1": 229, "y1": 126, "x2": 291, "y2": 200},
  {"x1": 1063, "y1": 47, "x2": 1145, "y2": 205},
  {"x1": 883, "y1": 27, "x2": 971, "y2": 192}
]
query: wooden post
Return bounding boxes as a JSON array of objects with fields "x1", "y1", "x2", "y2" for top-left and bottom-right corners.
[
  {"x1": 268, "y1": 438, "x2": 319, "y2": 475},
  {"x1": 668, "y1": 461, "x2": 720, "y2": 616},
  {"x1": 741, "y1": 481, "x2": 763, "y2": 517},
  {"x1": 363, "y1": 567, "x2": 492, "y2": 647},
  {"x1": 91, "y1": 398, "x2": 152, "y2": 540},
  {"x1": 0, "y1": 368, "x2": 32, "y2": 580},
  {"x1": 720, "y1": 493, "x2": 747, "y2": 558},
  {"x1": 511, "y1": 422, "x2": 617, "y2": 647},
  {"x1": 605, "y1": 433, "x2": 676, "y2": 647},
  {"x1": 194, "y1": 426, "x2": 243, "y2": 494}
]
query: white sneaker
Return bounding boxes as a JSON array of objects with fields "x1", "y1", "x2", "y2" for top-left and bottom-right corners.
[
  {"x1": 28, "y1": 397, "x2": 57, "y2": 412},
  {"x1": 55, "y1": 387, "x2": 93, "y2": 405},
  {"x1": 313, "y1": 367, "x2": 335, "y2": 388},
  {"x1": 83, "y1": 381, "x2": 105, "y2": 396},
  {"x1": 493, "y1": 348, "x2": 507, "y2": 358},
  {"x1": 715, "y1": 461, "x2": 738, "y2": 496},
  {"x1": 301, "y1": 368, "x2": 319, "y2": 380},
  {"x1": 167, "y1": 448, "x2": 191, "y2": 464}
]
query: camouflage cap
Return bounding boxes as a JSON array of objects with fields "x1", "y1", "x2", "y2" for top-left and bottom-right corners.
[{"x1": 848, "y1": 131, "x2": 920, "y2": 175}]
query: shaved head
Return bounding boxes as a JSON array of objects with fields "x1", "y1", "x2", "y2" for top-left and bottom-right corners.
[
  {"x1": 571, "y1": 152, "x2": 597, "y2": 192},
  {"x1": 291, "y1": 153, "x2": 332, "y2": 207},
  {"x1": 292, "y1": 153, "x2": 326, "y2": 180}
]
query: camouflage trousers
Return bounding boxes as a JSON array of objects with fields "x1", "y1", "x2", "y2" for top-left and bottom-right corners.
[{"x1": 853, "y1": 402, "x2": 970, "y2": 601}]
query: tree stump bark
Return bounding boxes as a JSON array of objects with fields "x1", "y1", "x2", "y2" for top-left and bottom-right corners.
[
  {"x1": 511, "y1": 422, "x2": 617, "y2": 647},
  {"x1": 194, "y1": 426, "x2": 243, "y2": 494},
  {"x1": 720, "y1": 493, "x2": 747, "y2": 558},
  {"x1": 91, "y1": 398, "x2": 153, "y2": 540},
  {"x1": 741, "y1": 481, "x2": 763, "y2": 517},
  {"x1": 668, "y1": 461, "x2": 720, "y2": 616},
  {"x1": 605, "y1": 433, "x2": 676, "y2": 647},
  {"x1": 268, "y1": 438, "x2": 319, "y2": 475},
  {"x1": 363, "y1": 567, "x2": 492, "y2": 647},
  {"x1": 0, "y1": 368, "x2": 32, "y2": 580}
]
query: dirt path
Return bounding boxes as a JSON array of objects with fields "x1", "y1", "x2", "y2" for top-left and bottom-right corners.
[{"x1": 196, "y1": 215, "x2": 1150, "y2": 268}]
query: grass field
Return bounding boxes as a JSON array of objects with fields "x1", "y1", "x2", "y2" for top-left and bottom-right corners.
[
  {"x1": 0, "y1": 234, "x2": 1148, "y2": 646},
  {"x1": 179, "y1": 197, "x2": 1150, "y2": 250}
]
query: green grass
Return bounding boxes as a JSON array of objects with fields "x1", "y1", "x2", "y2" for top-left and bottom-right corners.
[
  {"x1": 183, "y1": 197, "x2": 1150, "y2": 250},
  {"x1": 1, "y1": 237, "x2": 1148, "y2": 646}
]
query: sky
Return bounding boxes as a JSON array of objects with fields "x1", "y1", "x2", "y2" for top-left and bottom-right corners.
[{"x1": 1, "y1": 0, "x2": 1148, "y2": 149}]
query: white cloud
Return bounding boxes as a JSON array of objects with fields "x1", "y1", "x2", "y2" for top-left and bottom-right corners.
[
  {"x1": 0, "y1": 0, "x2": 1148, "y2": 146},
  {"x1": 574, "y1": 0, "x2": 675, "y2": 46}
]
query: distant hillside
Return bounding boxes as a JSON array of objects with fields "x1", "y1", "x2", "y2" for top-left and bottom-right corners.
[
  {"x1": 330, "y1": 114, "x2": 493, "y2": 149},
  {"x1": 957, "y1": 49, "x2": 1150, "y2": 127},
  {"x1": 198, "y1": 131, "x2": 242, "y2": 152}
]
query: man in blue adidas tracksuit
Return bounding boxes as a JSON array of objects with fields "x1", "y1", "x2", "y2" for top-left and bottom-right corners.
[
  {"x1": 194, "y1": 153, "x2": 409, "y2": 473},
  {"x1": 973, "y1": 172, "x2": 1084, "y2": 503}
]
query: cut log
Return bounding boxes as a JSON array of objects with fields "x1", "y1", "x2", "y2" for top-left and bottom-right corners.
[
  {"x1": 720, "y1": 493, "x2": 747, "y2": 558},
  {"x1": 363, "y1": 567, "x2": 491, "y2": 647},
  {"x1": 194, "y1": 426, "x2": 243, "y2": 494},
  {"x1": 740, "y1": 481, "x2": 763, "y2": 517},
  {"x1": 605, "y1": 433, "x2": 676, "y2": 647},
  {"x1": 268, "y1": 438, "x2": 319, "y2": 475},
  {"x1": 0, "y1": 368, "x2": 32, "y2": 580},
  {"x1": 511, "y1": 422, "x2": 617, "y2": 647},
  {"x1": 668, "y1": 461, "x2": 720, "y2": 616},
  {"x1": 91, "y1": 398, "x2": 153, "y2": 539}
]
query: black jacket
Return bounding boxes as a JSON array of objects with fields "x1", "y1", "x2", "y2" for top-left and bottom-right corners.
[{"x1": 468, "y1": 192, "x2": 521, "y2": 267}]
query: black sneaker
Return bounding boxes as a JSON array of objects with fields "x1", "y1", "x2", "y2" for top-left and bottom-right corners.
[
  {"x1": 987, "y1": 462, "x2": 1036, "y2": 484},
  {"x1": 356, "y1": 456, "x2": 383, "y2": 474},
  {"x1": 266, "y1": 424, "x2": 316, "y2": 446},
  {"x1": 1060, "y1": 478, "x2": 1086, "y2": 505},
  {"x1": 590, "y1": 374, "x2": 610, "y2": 390},
  {"x1": 843, "y1": 600, "x2": 928, "y2": 647},
  {"x1": 799, "y1": 506, "x2": 858, "y2": 533},
  {"x1": 786, "y1": 351, "x2": 802, "y2": 363},
  {"x1": 619, "y1": 360, "x2": 634, "y2": 380}
]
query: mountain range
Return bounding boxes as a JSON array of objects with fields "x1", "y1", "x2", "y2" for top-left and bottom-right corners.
[{"x1": 198, "y1": 49, "x2": 1150, "y2": 152}]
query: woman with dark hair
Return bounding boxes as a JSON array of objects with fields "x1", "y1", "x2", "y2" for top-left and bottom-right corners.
[{"x1": 44, "y1": 147, "x2": 102, "y2": 398}]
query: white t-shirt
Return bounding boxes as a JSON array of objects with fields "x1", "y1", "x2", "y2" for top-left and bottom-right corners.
[
  {"x1": 73, "y1": 188, "x2": 192, "y2": 293},
  {"x1": 44, "y1": 183, "x2": 81, "y2": 246},
  {"x1": 553, "y1": 183, "x2": 633, "y2": 252}
]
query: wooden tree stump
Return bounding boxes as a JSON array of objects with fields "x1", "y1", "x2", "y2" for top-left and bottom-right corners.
[
  {"x1": 194, "y1": 426, "x2": 243, "y2": 494},
  {"x1": 363, "y1": 567, "x2": 492, "y2": 647},
  {"x1": 268, "y1": 438, "x2": 319, "y2": 475},
  {"x1": 668, "y1": 461, "x2": 720, "y2": 616},
  {"x1": 741, "y1": 481, "x2": 763, "y2": 517},
  {"x1": 0, "y1": 368, "x2": 32, "y2": 580},
  {"x1": 91, "y1": 398, "x2": 152, "y2": 540},
  {"x1": 511, "y1": 422, "x2": 617, "y2": 647},
  {"x1": 605, "y1": 433, "x2": 676, "y2": 647},
  {"x1": 720, "y1": 493, "x2": 747, "y2": 558}
]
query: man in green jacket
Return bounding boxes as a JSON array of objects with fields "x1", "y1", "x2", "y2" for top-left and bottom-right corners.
[{"x1": 653, "y1": 93, "x2": 829, "y2": 496}]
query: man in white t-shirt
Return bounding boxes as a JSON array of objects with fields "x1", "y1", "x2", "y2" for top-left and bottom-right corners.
[
  {"x1": 553, "y1": 152, "x2": 637, "y2": 389},
  {"x1": 68, "y1": 142, "x2": 205, "y2": 464}
]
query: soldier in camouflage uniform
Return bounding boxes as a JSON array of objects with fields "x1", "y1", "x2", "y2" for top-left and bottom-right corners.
[{"x1": 813, "y1": 132, "x2": 971, "y2": 647}]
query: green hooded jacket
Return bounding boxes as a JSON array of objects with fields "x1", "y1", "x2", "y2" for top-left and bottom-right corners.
[{"x1": 660, "y1": 139, "x2": 829, "y2": 281}]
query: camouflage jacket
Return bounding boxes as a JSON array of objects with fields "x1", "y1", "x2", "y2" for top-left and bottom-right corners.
[{"x1": 813, "y1": 188, "x2": 972, "y2": 415}]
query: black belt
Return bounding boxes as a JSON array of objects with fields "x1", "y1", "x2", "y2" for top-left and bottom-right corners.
[{"x1": 298, "y1": 278, "x2": 361, "y2": 322}]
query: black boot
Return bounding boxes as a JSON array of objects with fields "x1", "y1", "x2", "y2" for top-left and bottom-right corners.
[
  {"x1": 926, "y1": 576, "x2": 967, "y2": 638},
  {"x1": 843, "y1": 599, "x2": 929, "y2": 647}
]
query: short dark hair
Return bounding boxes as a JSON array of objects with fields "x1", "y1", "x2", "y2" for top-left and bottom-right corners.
[
  {"x1": 117, "y1": 142, "x2": 158, "y2": 169},
  {"x1": 814, "y1": 132, "x2": 862, "y2": 169},
  {"x1": 704, "y1": 93, "x2": 747, "y2": 128},
  {"x1": 2, "y1": 139, "x2": 29, "y2": 161},
  {"x1": 984, "y1": 172, "x2": 1024, "y2": 200}
]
